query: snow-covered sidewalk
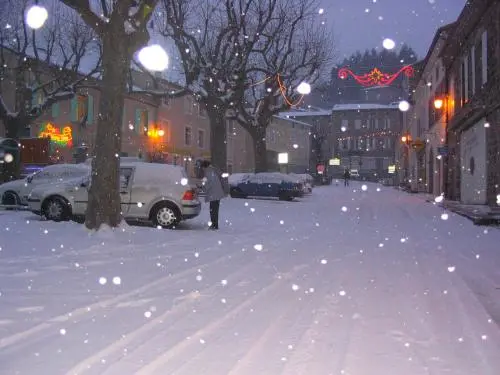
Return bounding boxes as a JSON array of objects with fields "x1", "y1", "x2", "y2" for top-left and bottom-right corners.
[{"x1": 1, "y1": 182, "x2": 500, "y2": 374}]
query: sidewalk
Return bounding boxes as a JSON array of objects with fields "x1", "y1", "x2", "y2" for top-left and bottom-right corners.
[
  {"x1": 426, "y1": 195, "x2": 500, "y2": 225},
  {"x1": 395, "y1": 187, "x2": 500, "y2": 225}
]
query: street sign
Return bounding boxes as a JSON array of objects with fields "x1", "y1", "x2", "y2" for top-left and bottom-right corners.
[
  {"x1": 317, "y1": 164, "x2": 325, "y2": 174},
  {"x1": 388, "y1": 165, "x2": 396, "y2": 174},
  {"x1": 329, "y1": 158, "x2": 340, "y2": 166},
  {"x1": 437, "y1": 146, "x2": 448, "y2": 156}
]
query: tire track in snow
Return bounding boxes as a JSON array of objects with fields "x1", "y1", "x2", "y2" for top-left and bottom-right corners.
[
  {"x1": 63, "y1": 258, "x2": 285, "y2": 375},
  {"x1": 0, "y1": 248, "x2": 244, "y2": 351},
  {"x1": 132, "y1": 263, "x2": 311, "y2": 375}
]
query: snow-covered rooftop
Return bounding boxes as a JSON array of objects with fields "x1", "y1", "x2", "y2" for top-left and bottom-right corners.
[
  {"x1": 272, "y1": 115, "x2": 313, "y2": 128},
  {"x1": 277, "y1": 109, "x2": 331, "y2": 118},
  {"x1": 332, "y1": 103, "x2": 399, "y2": 111}
]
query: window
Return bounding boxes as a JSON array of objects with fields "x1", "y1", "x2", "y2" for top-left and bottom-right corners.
[
  {"x1": 135, "y1": 109, "x2": 149, "y2": 134},
  {"x1": 341, "y1": 119, "x2": 348, "y2": 130},
  {"x1": 198, "y1": 129, "x2": 205, "y2": 148},
  {"x1": 481, "y1": 31, "x2": 488, "y2": 84},
  {"x1": 75, "y1": 95, "x2": 87, "y2": 122},
  {"x1": 162, "y1": 96, "x2": 170, "y2": 108},
  {"x1": 184, "y1": 97, "x2": 194, "y2": 114},
  {"x1": 460, "y1": 59, "x2": 467, "y2": 106},
  {"x1": 185, "y1": 126, "x2": 192, "y2": 146},
  {"x1": 385, "y1": 118, "x2": 391, "y2": 129},
  {"x1": 354, "y1": 119, "x2": 361, "y2": 129},
  {"x1": 227, "y1": 119, "x2": 235, "y2": 134},
  {"x1": 198, "y1": 104, "x2": 206, "y2": 117},
  {"x1": 374, "y1": 118, "x2": 379, "y2": 129},
  {"x1": 467, "y1": 49, "x2": 473, "y2": 99},
  {"x1": 119, "y1": 168, "x2": 133, "y2": 191}
]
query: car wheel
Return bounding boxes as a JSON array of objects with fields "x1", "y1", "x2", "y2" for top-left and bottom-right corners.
[
  {"x1": 1, "y1": 191, "x2": 20, "y2": 208},
  {"x1": 42, "y1": 197, "x2": 70, "y2": 222},
  {"x1": 152, "y1": 203, "x2": 180, "y2": 229}
]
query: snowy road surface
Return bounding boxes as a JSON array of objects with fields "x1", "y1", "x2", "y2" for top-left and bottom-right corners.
[{"x1": 1, "y1": 182, "x2": 500, "y2": 375}]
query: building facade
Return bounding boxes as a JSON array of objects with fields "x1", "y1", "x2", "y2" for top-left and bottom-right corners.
[
  {"x1": 439, "y1": 0, "x2": 500, "y2": 206},
  {"x1": 404, "y1": 23, "x2": 456, "y2": 195},
  {"x1": 276, "y1": 110, "x2": 332, "y2": 174},
  {"x1": 332, "y1": 103, "x2": 402, "y2": 180}
]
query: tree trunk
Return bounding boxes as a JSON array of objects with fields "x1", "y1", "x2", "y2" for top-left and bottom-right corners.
[
  {"x1": 251, "y1": 125, "x2": 268, "y2": 173},
  {"x1": 85, "y1": 32, "x2": 128, "y2": 230},
  {"x1": 207, "y1": 109, "x2": 227, "y2": 172}
]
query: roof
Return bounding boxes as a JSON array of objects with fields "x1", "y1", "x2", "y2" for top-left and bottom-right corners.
[
  {"x1": 277, "y1": 110, "x2": 331, "y2": 118},
  {"x1": 415, "y1": 22, "x2": 457, "y2": 83},
  {"x1": 272, "y1": 115, "x2": 313, "y2": 127},
  {"x1": 332, "y1": 103, "x2": 399, "y2": 111}
]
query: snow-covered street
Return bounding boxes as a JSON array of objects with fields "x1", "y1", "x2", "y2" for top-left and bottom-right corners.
[{"x1": 1, "y1": 182, "x2": 500, "y2": 375}]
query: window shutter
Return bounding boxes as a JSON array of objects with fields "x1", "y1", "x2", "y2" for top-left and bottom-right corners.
[
  {"x1": 70, "y1": 97, "x2": 78, "y2": 122},
  {"x1": 87, "y1": 94, "x2": 94, "y2": 124},
  {"x1": 134, "y1": 108, "x2": 142, "y2": 133},
  {"x1": 51, "y1": 103, "x2": 60, "y2": 118}
]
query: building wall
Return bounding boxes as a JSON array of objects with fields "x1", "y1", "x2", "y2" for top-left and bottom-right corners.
[
  {"x1": 409, "y1": 34, "x2": 449, "y2": 195},
  {"x1": 443, "y1": 0, "x2": 500, "y2": 206},
  {"x1": 266, "y1": 116, "x2": 311, "y2": 173},
  {"x1": 332, "y1": 106, "x2": 401, "y2": 180}
]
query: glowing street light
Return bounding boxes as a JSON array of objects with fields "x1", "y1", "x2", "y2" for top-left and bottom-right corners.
[
  {"x1": 26, "y1": 5, "x2": 48, "y2": 30},
  {"x1": 296, "y1": 82, "x2": 311, "y2": 95},
  {"x1": 401, "y1": 136, "x2": 407, "y2": 143},
  {"x1": 434, "y1": 98, "x2": 444, "y2": 109},
  {"x1": 138, "y1": 44, "x2": 169, "y2": 72}
]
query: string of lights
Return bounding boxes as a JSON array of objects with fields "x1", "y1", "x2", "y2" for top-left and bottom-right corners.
[{"x1": 337, "y1": 130, "x2": 395, "y2": 141}]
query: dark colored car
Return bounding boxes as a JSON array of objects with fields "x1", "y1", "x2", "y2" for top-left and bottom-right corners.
[{"x1": 230, "y1": 173, "x2": 303, "y2": 201}]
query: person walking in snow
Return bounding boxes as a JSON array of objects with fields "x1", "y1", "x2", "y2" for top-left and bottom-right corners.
[
  {"x1": 343, "y1": 168, "x2": 350, "y2": 187},
  {"x1": 201, "y1": 160, "x2": 229, "y2": 230}
]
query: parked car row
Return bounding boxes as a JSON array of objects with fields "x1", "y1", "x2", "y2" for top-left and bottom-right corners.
[
  {"x1": 1, "y1": 164, "x2": 307, "y2": 228},
  {"x1": 1, "y1": 162, "x2": 201, "y2": 229},
  {"x1": 229, "y1": 172, "x2": 311, "y2": 201}
]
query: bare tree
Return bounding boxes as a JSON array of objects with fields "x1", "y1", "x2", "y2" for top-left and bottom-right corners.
[
  {"x1": 0, "y1": 0, "x2": 100, "y2": 140},
  {"x1": 156, "y1": 0, "x2": 283, "y2": 171},
  {"x1": 59, "y1": 0, "x2": 158, "y2": 230},
  {"x1": 233, "y1": 0, "x2": 334, "y2": 172}
]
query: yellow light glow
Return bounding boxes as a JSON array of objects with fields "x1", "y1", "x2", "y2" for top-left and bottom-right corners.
[
  {"x1": 401, "y1": 136, "x2": 407, "y2": 143},
  {"x1": 434, "y1": 98, "x2": 444, "y2": 109}
]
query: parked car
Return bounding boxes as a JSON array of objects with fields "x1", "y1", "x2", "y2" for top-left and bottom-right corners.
[
  {"x1": 230, "y1": 172, "x2": 303, "y2": 201},
  {"x1": 350, "y1": 169, "x2": 360, "y2": 179},
  {"x1": 26, "y1": 162, "x2": 201, "y2": 228},
  {"x1": 289, "y1": 173, "x2": 313, "y2": 194},
  {"x1": 0, "y1": 163, "x2": 90, "y2": 207}
]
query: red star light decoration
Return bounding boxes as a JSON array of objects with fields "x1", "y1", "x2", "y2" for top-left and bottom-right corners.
[{"x1": 338, "y1": 65, "x2": 414, "y2": 87}]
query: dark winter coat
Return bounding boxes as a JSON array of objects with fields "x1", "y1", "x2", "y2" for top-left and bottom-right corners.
[{"x1": 202, "y1": 165, "x2": 228, "y2": 202}]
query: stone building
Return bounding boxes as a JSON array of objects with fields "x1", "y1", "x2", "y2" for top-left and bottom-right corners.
[
  {"x1": 440, "y1": 0, "x2": 500, "y2": 206},
  {"x1": 332, "y1": 103, "x2": 402, "y2": 180}
]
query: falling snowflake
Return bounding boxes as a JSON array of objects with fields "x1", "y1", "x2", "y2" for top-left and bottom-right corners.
[
  {"x1": 112, "y1": 277, "x2": 121, "y2": 285},
  {"x1": 196, "y1": 275, "x2": 203, "y2": 281},
  {"x1": 280, "y1": 220, "x2": 284, "y2": 225},
  {"x1": 221, "y1": 279, "x2": 228, "y2": 286},
  {"x1": 254, "y1": 244, "x2": 263, "y2": 251},
  {"x1": 320, "y1": 259, "x2": 328, "y2": 264},
  {"x1": 98, "y1": 277, "x2": 107, "y2": 285},
  {"x1": 447, "y1": 266, "x2": 456, "y2": 273},
  {"x1": 441, "y1": 213, "x2": 449, "y2": 220},
  {"x1": 144, "y1": 311, "x2": 152, "y2": 318},
  {"x1": 341, "y1": 206, "x2": 348, "y2": 212},
  {"x1": 339, "y1": 290, "x2": 346, "y2": 296},
  {"x1": 361, "y1": 185, "x2": 368, "y2": 191},
  {"x1": 292, "y1": 284, "x2": 300, "y2": 291},
  {"x1": 59, "y1": 328, "x2": 67, "y2": 335},
  {"x1": 383, "y1": 38, "x2": 396, "y2": 50},
  {"x1": 435, "y1": 195, "x2": 444, "y2": 203}
]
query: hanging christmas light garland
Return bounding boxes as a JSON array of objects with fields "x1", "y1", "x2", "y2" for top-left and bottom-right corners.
[
  {"x1": 338, "y1": 65, "x2": 414, "y2": 87},
  {"x1": 337, "y1": 130, "x2": 395, "y2": 141},
  {"x1": 248, "y1": 74, "x2": 306, "y2": 107}
]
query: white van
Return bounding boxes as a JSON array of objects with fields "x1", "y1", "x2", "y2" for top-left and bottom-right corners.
[{"x1": 27, "y1": 162, "x2": 201, "y2": 228}]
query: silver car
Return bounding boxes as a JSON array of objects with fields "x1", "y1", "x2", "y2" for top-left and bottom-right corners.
[
  {"x1": 0, "y1": 164, "x2": 90, "y2": 206},
  {"x1": 27, "y1": 162, "x2": 201, "y2": 228}
]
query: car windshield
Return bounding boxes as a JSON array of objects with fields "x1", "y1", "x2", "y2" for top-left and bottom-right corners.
[{"x1": 2, "y1": 1, "x2": 500, "y2": 374}]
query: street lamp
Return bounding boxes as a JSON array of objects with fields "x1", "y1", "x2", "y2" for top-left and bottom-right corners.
[{"x1": 434, "y1": 98, "x2": 444, "y2": 110}]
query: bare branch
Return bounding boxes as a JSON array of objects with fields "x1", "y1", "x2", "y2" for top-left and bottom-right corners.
[{"x1": 59, "y1": 0, "x2": 105, "y2": 34}]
